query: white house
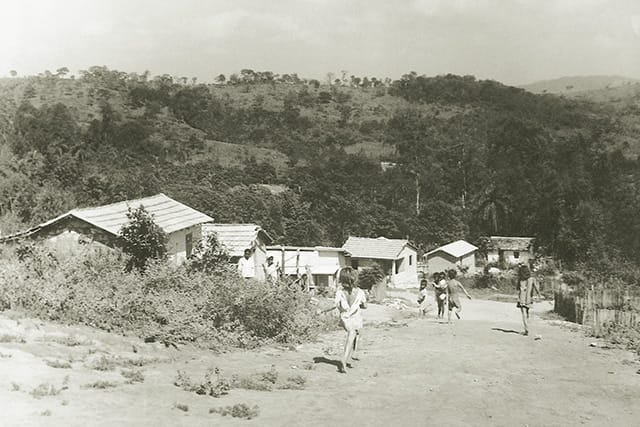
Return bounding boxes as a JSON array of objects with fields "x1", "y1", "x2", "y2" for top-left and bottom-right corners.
[
  {"x1": 342, "y1": 236, "x2": 419, "y2": 288},
  {"x1": 425, "y1": 240, "x2": 478, "y2": 276},
  {"x1": 201, "y1": 223, "x2": 273, "y2": 281},
  {"x1": 266, "y1": 245, "x2": 351, "y2": 289},
  {"x1": 0, "y1": 193, "x2": 213, "y2": 265},
  {"x1": 487, "y1": 236, "x2": 535, "y2": 266}
]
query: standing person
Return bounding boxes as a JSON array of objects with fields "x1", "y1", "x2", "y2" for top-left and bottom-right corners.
[
  {"x1": 432, "y1": 272, "x2": 448, "y2": 319},
  {"x1": 446, "y1": 269, "x2": 471, "y2": 323},
  {"x1": 263, "y1": 256, "x2": 279, "y2": 284},
  {"x1": 516, "y1": 264, "x2": 541, "y2": 336},
  {"x1": 417, "y1": 279, "x2": 430, "y2": 317},
  {"x1": 319, "y1": 267, "x2": 367, "y2": 373},
  {"x1": 237, "y1": 248, "x2": 255, "y2": 279}
]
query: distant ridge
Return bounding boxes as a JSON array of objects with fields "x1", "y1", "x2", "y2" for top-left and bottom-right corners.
[{"x1": 518, "y1": 75, "x2": 640, "y2": 95}]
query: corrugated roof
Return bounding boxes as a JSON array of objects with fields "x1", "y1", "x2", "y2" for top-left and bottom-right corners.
[
  {"x1": 203, "y1": 224, "x2": 273, "y2": 257},
  {"x1": 426, "y1": 240, "x2": 478, "y2": 258},
  {"x1": 0, "y1": 193, "x2": 213, "y2": 241},
  {"x1": 489, "y1": 236, "x2": 534, "y2": 251},
  {"x1": 342, "y1": 236, "x2": 414, "y2": 260}
]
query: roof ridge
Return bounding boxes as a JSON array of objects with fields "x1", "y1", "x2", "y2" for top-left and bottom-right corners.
[{"x1": 74, "y1": 193, "x2": 168, "y2": 213}]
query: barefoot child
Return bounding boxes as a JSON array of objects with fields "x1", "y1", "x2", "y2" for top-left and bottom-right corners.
[
  {"x1": 516, "y1": 264, "x2": 541, "y2": 336},
  {"x1": 432, "y1": 272, "x2": 448, "y2": 319},
  {"x1": 319, "y1": 267, "x2": 367, "y2": 373},
  {"x1": 446, "y1": 269, "x2": 471, "y2": 323},
  {"x1": 417, "y1": 279, "x2": 430, "y2": 316}
]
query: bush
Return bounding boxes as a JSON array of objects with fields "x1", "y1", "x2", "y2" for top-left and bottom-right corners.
[
  {"x1": 1, "y1": 247, "x2": 326, "y2": 349},
  {"x1": 119, "y1": 206, "x2": 167, "y2": 272},
  {"x1": 357, "y1": 263, "x2": 385, "y2": 291}
]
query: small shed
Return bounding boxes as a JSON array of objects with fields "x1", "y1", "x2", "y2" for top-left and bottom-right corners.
[
  {"x1": 0, "y1": 193, "x2": 213, "y2": 264},
  {"x1": 487, "y1": 236, "x2": 535, "y2": 266},
  {"x1": 201, "y1": 223, "x2": 273, "y2": 281},
  {"x1": 425, "y1": 240, "x2": 478, "y2": 276},
  {"x1": 342, "y1": 236, "x2": 419, "y2": 288},
  {"x1": 266, "y1": 245, "x2": 351, "y2": 289}
]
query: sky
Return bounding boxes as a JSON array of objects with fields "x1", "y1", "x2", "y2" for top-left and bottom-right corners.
[{"x1": 2, "y1": 0, "x2": 640, "y2": 85}]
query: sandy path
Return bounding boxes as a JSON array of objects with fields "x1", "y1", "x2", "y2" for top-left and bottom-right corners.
[{"x1": 1, "y1": 299, "x2": 639, "y2": 427}]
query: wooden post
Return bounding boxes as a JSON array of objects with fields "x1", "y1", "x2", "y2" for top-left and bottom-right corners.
[{"x1": 280, "y1": 247, "x2": 285, "y2": 280}]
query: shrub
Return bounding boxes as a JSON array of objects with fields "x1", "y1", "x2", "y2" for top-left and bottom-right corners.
[
  {"x1": 357, "y1": 263, "x2": 385, "y2": 291},
  {"x1": 82, "y1": 381, "x2": 117, "y2": 389},
  {"x1": 120, "y1": 369, "x2": 144, "y2": 383},
  {"x1": 210, "y1": 403, "x2": 259, "y2": 420},
  {"x1": 119, "y1": 206, "x2": 167, "y2": 272},
  {"x1": 1, "y1": 247, "x2": 327, "y2": 348},
  {"x1": 174, "y1": 367, "x2": 230, "y2": 398},
  {"x1": 186, "y1": 232, "x2": 230, "y2": 274},
  {"x1": 46, "y1": 359, "x2": 72, "y2": 369},
  {"x1": 30, "y1": 383, "x2": 61, "y2": 398}
]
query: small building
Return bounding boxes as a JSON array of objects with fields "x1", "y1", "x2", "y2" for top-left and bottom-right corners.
[
  {"x1": 266, "y1": 245, "x2": 351, "y2": 289},
  {"x1": 0, "y1": 193, "x2": 213, "y2": 265},
  {"x1": 425, "y1": 240, "x2": 478, "y2": 276},
  {"x1": 201, "y1": 223, "x2": 273, "y2": 281},
  {"x1": 487, "y1": 236, "x2": 535, "y2": 266},
  {"x1": 342, "y1": 236, "x2": 419, "y2": 288}
]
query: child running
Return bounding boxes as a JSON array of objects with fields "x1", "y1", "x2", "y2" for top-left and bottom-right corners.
[
  {"x1": 319, "y1": 267, "x2": 367, "y2": 373},
  {"x1": 432, "y1": 272, "x2": 448, "y2": 319},
  {"x1": 446, "y1": 269, "x2": 471, "y2": 323}
]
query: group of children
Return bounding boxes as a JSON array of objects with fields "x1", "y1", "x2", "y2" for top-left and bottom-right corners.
[{"x1": 418, "y1": 269, "x2": 472, "y2": 323}]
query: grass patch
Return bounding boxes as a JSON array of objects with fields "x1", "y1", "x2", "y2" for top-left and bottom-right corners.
[
  {"x1": 0, "y1": 334, "x2": 26, "y2": 344},
  {"x1": 210, "y1": 403, "x2": 259, "y2": 420},
  {"x1": 277, "y1": 375, "x2": 306, "y2": 390},
  {"x1": 82, "y1": 380, "x2": 117, "y2": 389},
  {"x1": 30, "y1": 383, "x2": 61, "y2": 399},
  {"x1": 48, "y1": 334, "x2": 91, "y2": 347},
  {"x1": 174, "y1": 403, "x2": 189, "y2": 412},
  {"x1": 86, "y1": 355, "x2": 116, "y2": 371},
  {"x1": 120, "y1": 369, "x2": 144, "y2": 383},
  {"x1": 46, "y1": 359, "x2": 72, "y2": 369},
  {"x1": 174, "y1": 367, "x2": 230, "y2": 398}
]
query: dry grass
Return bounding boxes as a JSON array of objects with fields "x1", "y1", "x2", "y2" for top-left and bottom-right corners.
[
  {"x1": 120, "y1": 369, "x2": 144, "y2": 383},
  {"x1": 30, "y1": 383, "x2": 61, "y2": 399},
  {"x1": 47, "y1": 334, "x2": 92, "y2": 347},
  {"x1": 46, "y1": 359, "x2": 72, "y2": 369},
  {"x1": 210, "y1": 403, "x2": 260, "y2": 420},
  {"x1": 0, "y1": 334, "x2": 26, "y2": 343},
  {"x1": 277, "y1": 375, "x2": 307, "y2": 390},
  {"x1": 82, "y1": 380, "x2": 117, "y2": 389},
  {"x1": 86, "y1": 355, "x2": 116, "y2": 371}
]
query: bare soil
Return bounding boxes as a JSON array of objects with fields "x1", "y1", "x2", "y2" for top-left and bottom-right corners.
[{"x1": 1, "y1": 296, "x2": 639, "y2": 427}]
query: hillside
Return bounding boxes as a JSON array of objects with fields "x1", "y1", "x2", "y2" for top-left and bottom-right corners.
[
  {"x1": 1, "y1": 68, "x2": 640, "y2": 270},
  {"x1": 519, "y1": 75, "x2": 640, "y2": 95}
]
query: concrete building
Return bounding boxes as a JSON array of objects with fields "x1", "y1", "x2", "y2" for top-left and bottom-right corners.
[{"x1": 425, "y1": 240, "x2": 478, "y2": 276}]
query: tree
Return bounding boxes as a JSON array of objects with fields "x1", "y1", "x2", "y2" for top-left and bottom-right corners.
[
  {"x1": 119, "y1": 206, "x2": 167, "y2": 272},
  {"x1": 56, "y1": 67, "x2": 69, "y2": 78},
  {"x1": 187, "y1": 232, "x2": 230, "y2": 273},
  {"x1": 215, "y1": 74, "x2": 226, "y2": 84}
]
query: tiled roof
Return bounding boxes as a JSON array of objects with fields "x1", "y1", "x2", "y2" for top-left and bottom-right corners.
[
  {"x1": 489, "y1": 236, "x2": 534, "y2": 251},
  {"x1": 343, "y1": 236, "x2": 414, "y2": 260},
  {"x1": 426, "y1": 240, "x2": 478, "y2": 258},
  {"x1": 203, "y1": 224, "x2": 273, "y2": 257},
  {"x1": 0, "y1": 193, "x2": 213, "y2": 241}
]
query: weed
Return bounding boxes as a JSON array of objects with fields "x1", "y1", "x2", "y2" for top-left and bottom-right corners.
[
  {"x1": 40, "y1": 410, "x2": 52, "y2": 416},
  {"x1": 11, "y1": 382, "x2": 20, "y2": 391},
  {"x1": 48, "y1": 335, "x2": 91, "y2": 347},
  {"x1": 174, "y1": 367, "x2": 230, "y2": 397},
  {"x1": 87, "y1": 355, "x2": 116, "y2": 371},
  {"x1": 82, "y1": 381, "x2": 117, "y2": 389},
  {"x1": 120, "y1": 369, "x2": 144, "y2": 383},
  {"x1": 261, "y1": 365, "x2": 278, "y2": 384},
  {"x1": 0, "y1": 334, "x2": 26, "y2": 344},
  {"x1": 30, "y1": 383, "x2": 61, "y2": 399},
  {"x1": 278, "y1": 375, "x2": 306, "y2": 390},
  {"x1": 174, "y1": 403, "x2": 189, "y2": 412},
  {"x1": 46, "y1": 359, "x2": 72, "y2": 369},
  {"x1": 0, "y1": 352, "x2": 13, "y2": 358},
  {"x1": 210, "y1": 403, "x2": 259, "y2": 420}
]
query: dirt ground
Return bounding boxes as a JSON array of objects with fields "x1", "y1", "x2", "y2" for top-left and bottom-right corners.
[{"x1": 1, "y1": 293, "x2": 639, "y2": 427}]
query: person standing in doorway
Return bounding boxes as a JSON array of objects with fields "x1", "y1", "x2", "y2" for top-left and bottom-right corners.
[
  {"x1": 237, "y1": 248, "x2": 255, "y2": 279},
  {"x1": 516, "y1": 264, "x2": 541, "y2": 336}
]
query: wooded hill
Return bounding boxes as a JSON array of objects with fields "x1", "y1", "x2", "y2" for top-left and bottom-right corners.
[{"x1": 1, "y1": 67, "x2": 640, "y2": 275}]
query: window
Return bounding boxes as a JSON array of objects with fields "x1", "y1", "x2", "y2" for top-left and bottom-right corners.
[
  {"x1": 409, "y1": 255, "x2": 413, "y2": 266},
  {"x1": 351, "y1": 259, "x2": 359, "y2": 269},
  {"x1": 513, "y1": 251, "x2": 520, "y2": 259}
]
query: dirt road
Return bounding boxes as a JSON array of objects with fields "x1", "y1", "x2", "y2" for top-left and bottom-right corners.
[{"x1": 1, "y1": 298, "x2": 639, "y2": 426}]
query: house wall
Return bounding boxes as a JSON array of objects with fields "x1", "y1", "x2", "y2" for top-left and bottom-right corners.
[
  {"x1": 487, "y1": 249, "x2": 532, "y2": 266},
  {"x1": 166, "y1": 225, "x2": 203, "y2": 265},
  {"x1": 427, "y1": 251, "x2": 458, "y2": 274}
]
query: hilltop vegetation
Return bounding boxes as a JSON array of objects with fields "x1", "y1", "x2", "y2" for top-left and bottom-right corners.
[{"x1": 1, "y1": 67, "x2": 640, "y2": 274}]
